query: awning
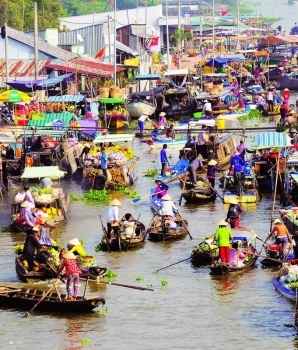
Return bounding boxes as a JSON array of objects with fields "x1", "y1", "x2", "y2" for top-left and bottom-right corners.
[
  {"x1": 252, "y1": 132, "x2": 292, "y2": 149},
  {"x1": 258, "y1": 35, "x2": 298, "y2": 47},
  {"x1": 205, "y1": 54, "x2": 245, "y2": 66},
  {"x1": 116, "y1": 41, "x2": 139, "y2": 56},
  {"x1": 164, "y1": 69, "x2": 189, "y2": 76},
  {"x1": 291, "y1": 174, "x2": 298, "y2": 185},
  {"x1": 21, "y1": 166, "x2": 65, "y2": 179},
  {"x1": 135, "y1": 74, "x2": 162, "y2": 80},
  {"x1": 93, "y1": 134, "x2": 135, "y2": 143},
  {"x1": 0, "y1": 133, "x2": 17, "y2": 144},
  {"x1": 27, "y1": 112, "x2": 74, "y2": 128},
  {"x1": 47, "y1": 95, "x2": 85, "y2": 103}
]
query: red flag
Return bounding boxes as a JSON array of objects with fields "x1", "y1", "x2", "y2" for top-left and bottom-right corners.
[
  {"x1": 95, "y1": 47, "x2": 106, "y2": 59},
  {"x1": 150, "y1": 37, "x2": 159, "y2": 46},
  {"x1": 222, "y1": 10, "x2": 228, "y2": 16}
]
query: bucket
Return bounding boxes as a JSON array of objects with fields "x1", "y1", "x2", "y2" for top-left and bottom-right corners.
[{"x1": 217, "y1": 119, "x2": 225, "y2": 129}]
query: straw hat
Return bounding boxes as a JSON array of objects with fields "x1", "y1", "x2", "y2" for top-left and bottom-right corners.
[
  {"x1": 197, "y1": 154, "x2": 203, "y2": 159},
  {"x1": 63, "y1": 251, "x2": 76, "y2": 260},
  {"x1": 69, "y1": 238, "x2": 81, "y2": 246},
  {"x1": 274, "y1": 219, "x2": 282, "y2": 224},
  {"x1": 284, "y1": 88, "x2": 289, "y2": 91},
  {"x1": 110, "y1": 198, "x2": 121, "y2": 206},
  {"x1": 162, "y1": 194, "x2": 172, "y2": 201},
  {"x1": 20, "y1": 201, "x2": 29, "y2": 208},
  {"x1": 159, "y1": 112, "x2": 166, "y2": 117},
  {"x1": 229, "y1": 198, "x2": 238, "y2": 205},
  {"x1": 260, "y1": 72, "x2": 264, "y2": 75},
  {"x1": 208, "y1": 159, "x2": 217, "y2": 165},
  {"x1": 218, "y1": 219, "x2": 228, "y2": 226},
  {"x1": 32, "y1": 226, "x2": 40, "y2": 232},
  {"x1": 204, "y1": 99, "x2": 209, "y2": 103}
]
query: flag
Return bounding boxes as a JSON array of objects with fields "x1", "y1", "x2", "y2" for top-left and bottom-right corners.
[
  {"x1": 222, "y1": 10, "x2": 228, "y2": 16},
  {"x1": 95, "y1": 47, "x2": 106, "y2": 59},
  {"x1": 150, "y1": 37, "x2": 159, "y2": 46},
  {"x1": 181, "y1": 10, "x2": 185, "y2": 17}
]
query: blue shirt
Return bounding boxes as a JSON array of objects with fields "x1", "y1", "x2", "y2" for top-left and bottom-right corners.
[
  {"x1": 230, "y1": 156, "x2": 245, "y2": 172},
  {"x1": 101, "y1": 153, "x2": 108, "y2": 169},
  {"x1": 160, "y1": 149, "x2": 168, "y2": 163}
]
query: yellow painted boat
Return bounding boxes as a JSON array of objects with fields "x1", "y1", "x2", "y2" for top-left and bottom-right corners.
[{"x1": 224, "y1": 191, "x2": 257, "y2": 204}]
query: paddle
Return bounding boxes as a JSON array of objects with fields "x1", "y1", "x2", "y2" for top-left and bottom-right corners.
[
  {"x1": 99, "y1": 215, "x2": 110, "y2": 253},
  {"x1": 155, "y1": 257, "x2": 192, "y2": 272},
  {"x1": 132, "y1": 193, "x2": 152, "y2": 204},
  {"x1": 25, "y1": 278, "x2": 60, "y2": 317},
  {"x1": 175, "y1": 209, "x2": 193, "y2": 240},
  {"x1": 125, "y1": 214, "x2": 141, "y2": 252},
  {"x1": 200, "y1": 177, "x2": 224, "y2": 202},
  {"x1": 81, "y1": 279, "x2": 154, "y2": 291},
  {"x1": 179, "y1": 173, "x2": 188, "y2": 206}
]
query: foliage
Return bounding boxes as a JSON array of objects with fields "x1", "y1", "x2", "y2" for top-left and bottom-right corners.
[
  {"x1": 61, "y1": 0, "x2": 111, "y2": 17},
  {"x1": 237, "y1": 109, "x2": 264, "y2": 122},
  {"x1": 14, "y1": 244, "x2": 24, "y2": 254},
  {"x1": 95, "y1": 244, "x2": 101, "y2": 252},
  {"x1": 129, "y1": 120, "x2": 138, "y2": 129},
  {"x1": 70, "y1": 189, "x2": 110, "y2": 202},
  {"x1": 136, "y1": 275, "x2": 144, "y2": 281},
  {"x1": 2, "y1": 226, "x2": 13, "y2": 232},
  {"x1": 161, "y1": 280, "x2": 168, "y2": 286},
  {"x1": 78, "y1": 239, "x2": 85, "y2": 246},
  {"x1": 97, "y1": 307, "x2": 108, "y2": 314},
  {"x1": 104, "y1": 269, "x2": 117, "y2": 278},
  {"x1": 0, "y1": 0, "x2": 62, "y2": 30},
  {"x1": 143, "y1": 169, "x2": 159, "y2": 177},
  {"x1": 81, "y1": 338, "x2": 90, "y2": 346},
  {"x1": 124, "y1": 189, "x2": 140, "y2": 198}
]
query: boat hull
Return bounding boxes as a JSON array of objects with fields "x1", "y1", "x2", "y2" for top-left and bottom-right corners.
[
  {"x1": 272, "y1": 277, "x2": 297, "y2": 301},
  {"x1": 127, "y1": 101, "x2": 156, "y2": 118},
  {"x1": 182, "y1": 187, "x2": 216, "y2": 202},
  {"x1": 223, "y1": 191, "x2": 257, "y2": 204}
]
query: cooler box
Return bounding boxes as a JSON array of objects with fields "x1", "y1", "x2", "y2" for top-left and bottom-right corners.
[{"x1": 269, "y1": 245, "x2": 282, "y2": 251}]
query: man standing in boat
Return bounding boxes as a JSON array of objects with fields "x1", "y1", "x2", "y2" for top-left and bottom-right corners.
[
  {"x1": 138, "y1": 114, "x2": 152, "y2": 134},
  {"x1": 160, "y1": 144, "x2": 170, "y2": 177},
  {"x1": 195, "y1": 125, "x2": 209, "y2": 159},
  {"x1": 202, "y1": 100, "x2": 213, "y2": 118},
  {"x1": 188, "y1": 154, "x2": 206, "y2": 186}
]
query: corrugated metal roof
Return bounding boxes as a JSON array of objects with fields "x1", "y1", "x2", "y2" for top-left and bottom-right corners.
[
  {"x1": 47, "y1": 95, "x2": 85, "y2": 103},
  {"x1": 7, "y1": 27, "x2": 77, "y2": 61},
  {"x1": 253, "y1": 132, "x2": 292, "y2": 149},
  {"x1": 45, "y1": 59, "x2": 124, "y2": 78}
]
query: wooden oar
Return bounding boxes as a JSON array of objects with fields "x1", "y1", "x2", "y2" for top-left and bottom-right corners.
[
  {"x1": 132, "y1": 193, "x2": 153, "y2": 204},
  {"x1": 25, "y1": 279, "x2": 60, "y2": 317},
  {"x1": 179, "y1": 173, "x2": 188, "y2": 206},
  {"x1": 0, "y1": 287, "x2": 22, "y2": 294},
  {"x1": 155, "y1": 257, "x2": 192, "y2": 272},
  {"x1": 200, "y1": 177, "x2": 224, "y2": 202},
  {"x1": 81, "y1": 279, "x2": 154, "y2": 291},
  {"x1": 246, "y1": 251, "x2": 285, "y2": 264},
  {"x1": 176, "y1": 209, "x2": 193, "y2": 239}
]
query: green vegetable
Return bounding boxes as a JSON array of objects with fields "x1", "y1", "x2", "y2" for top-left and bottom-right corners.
[
  {"x1": 104, "y1": 269, "x2": 117, "y2": 278},
  {"x1": 161, "y1": 280, "x2": 168, "y2": 286},
  {"x1": 14, "y1": 245, "x2": 24, "y2": 254},
  {"x1": 95, "y1": 244, "x2": 101, "y2": 252},
  {"x1": 79, "y1": 239, "x2": 85, "y2": 246},
  {"x1": 81, "y1": 338, "x2": 90, "y2": 346},
  {"x1": 70, "y1": 189, "x2": 110, "y2": 202},
  {"x1": 136, "y1": 276, "x2": 144, "y2": 281},
  {"x1": 124, "y1": 189, "x2": 140, "y2": 198},
  {"x1": 142, "y1": 169, "x2": 159, "y2": 177},
  {"x1": 98, "y1": 307, "x2": 108, "y2": 314}
]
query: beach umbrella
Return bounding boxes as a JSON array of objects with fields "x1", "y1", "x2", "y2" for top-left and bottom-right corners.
[{"x1": 0, "y1": 89, "x2": 31, "y2": 102}]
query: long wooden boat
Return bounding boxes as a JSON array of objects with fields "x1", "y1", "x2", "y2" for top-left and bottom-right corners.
[
  {"x1": 152, "y1": 158, "x2": 189, "y2": 184},
  {"x1": 10, "y1": 194, "x2": 70, "y2": 232},
  {"x1": 126, "y1": 98, "x2": 156, "y2": 119},
  {"x1": 272, "y1": 277, "x2": 297, "y2": 301},
  {"x1": 0, "y1": 285, "x2": 105, "y2": 313},
  {"x1": 191, "y1": 238, "x2": 219, "y2": 265},
  {"x1": 209, "y1": 228, "x2": 258, "y2": 274},
  {"x1": 141, "y1": 136, "x2": 188, "y2": 150},
  {"x1": 182, "y1": 185, "x2": 216, "y2": 203},
  {"x1": 223, "y1": 190, "x2": 258, "y2": 204},
  {"x1": 147, "y1": 212, "x2": 188, "y2": 241},
  {"x1": 100, "y1": 217, "x2": 147, "y2": 252},
  {"x1": 15, "y1": 254, "x2": 107, "y2": 283}
]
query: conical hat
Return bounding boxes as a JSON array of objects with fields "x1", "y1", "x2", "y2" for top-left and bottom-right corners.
[
  {"x1": 20, "y1": 201, "x2": 29, "y2": 207},
  {"x1": 229, "y1": 198, "x2": 238, "y2": 205},
  {"x1": 208, "y1": 159, "x2": 217, "y2": 165},
  {"x1": 63, "y1": 251, "x2": 76, "y2": 260},
  {"x1": 69, "y1": 238, "x2": 81, "y2": 246},
  {"x1": 110, "y1": 198, "x2": 121, "y2": 206},
  {"x1": 162, "y1": 194, "x2": 172, "y2": 201},
  {"x1": 218, "y1": 219, "x2": 228, "y2": 226},
  {"x1": 274, "y1": 219, "x2": 281, "y2": 224}
]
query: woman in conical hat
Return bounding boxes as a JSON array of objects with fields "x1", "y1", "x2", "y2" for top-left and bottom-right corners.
[
  {"x1": 207, "y1": 159, "x2": 222, "y2": 189},
  {"x1": 212, "y1": 219, "x2": 233, "y2": 264}
]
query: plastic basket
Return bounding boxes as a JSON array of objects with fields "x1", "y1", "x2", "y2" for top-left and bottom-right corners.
[{"x1": 193, "y1": 112, "x2": 203, "y2": 119}]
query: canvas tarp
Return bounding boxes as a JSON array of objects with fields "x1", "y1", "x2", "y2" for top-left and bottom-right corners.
[
  {"x1": 205, "y1": 54, "x2": 245, "y2": 66},
  {"x1": 258, "y1": 35, "x2": 298, "y2": 47},
  {"x1": 21, "y1": 166, "x2": 65, "y2": 179},
  {"x1": 252, "y1": 132, "x2": 292, "y2": 149},
  {"x1": 27, "y1": 112, "x2": 74, "y2": 128}
]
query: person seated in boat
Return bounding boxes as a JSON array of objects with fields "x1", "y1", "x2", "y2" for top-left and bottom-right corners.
[
  {"x1": 188, "y1": 154, "x2": 206, "y2": 186},
  {"x1": 229, "y1": 242, "x2": 246, "y2": 267},
  {"x1": 213, "y1": 219, "x2": 233, "y2": 264},
  {"x1": 267, "y1": 219, "x2": 293, "y2": 259},
  {"x1": 122, "y1": 213, "x2": 137, "y2": 239},
  {"x1": 151, "y1": 125, "x2": 161, "y2": 140},
  {"x1": 24, "y1": 185, "x2": 35, "y2": 206},
  {"x1": 158, "y1": 112, "x2": 167, "y2": 129},
  {"x1": 226, "y1": 198, "x2": 243, "y2": 228},
  {"x1": 57, "y1": 251, "x2": 82, "y2": 301},
  {"x1": 21, "y1": 202, "x2": 36, "y2": 234},
  {"x1": 159, "y1": 194, "x2": 177, "y2": 228},
  {"x1": 22, "y1": 226, "x2": 43, "y2": 271},
  {"x1": 39, "y1": 177, "x2": 52, "y2": 189},
  {"x1": 229, "y1": 150, "x2": 245, "y2": 189},
  {"x1": 202, "y1": 100, "x2": 213, "y2": 118},
  {"x1": 166, "y1": 125, "x2": 176, "y2": 139},
  {"x1": 154, "y1": 179, "x2": 169, "y2": 198},
  {"x1": 67, "y1": 238, "x2": 86, "y2": 257}
]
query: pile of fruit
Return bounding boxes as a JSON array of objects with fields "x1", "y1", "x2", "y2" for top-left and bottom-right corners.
[
  {"x1": 86, "y1": 169, "x2": 102, "y2": 183},
  {"x1": 110, "y1": 168, "x2": 125, "y2": 184},
  {"x1": 105, "y1": 105, "x2": 129, "y2": 117},
  {"x1": 77, "y1": 256, "x2": 95, "y2": 264},
  {"x1": 89, "y1": 145, "x2": 134, "y2": 161}
]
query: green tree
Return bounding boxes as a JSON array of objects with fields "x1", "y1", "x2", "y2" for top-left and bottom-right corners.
[
  {"x1": 61, "y1": 0, "x2": 112, "y2": 16},
  {"x1": 170, "y1": 29, "x2": 193, "y2": 51}
]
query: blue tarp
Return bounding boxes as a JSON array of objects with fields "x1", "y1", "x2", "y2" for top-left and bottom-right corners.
[
  {"x1": 47, "y1": 94, "x2": 85, "y2": 103},
  {"x1": 252, "y1": 132, "x2": 292, "y2": 149},
  {"x1": 205, "y1": 55, "x2": 245, "y2": 66}
]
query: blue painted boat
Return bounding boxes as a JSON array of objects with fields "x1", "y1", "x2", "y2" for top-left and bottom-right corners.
[
  {"x1": 149, "y1": 187, "x2": 162, "y2": 212},
  {"x1": 152, "y1": 158, "x2": 189, "y2": 184},
  {"x1": 272, "y1": 277, "x2": 297, "y2": 301},
  {"x1": 141, "y1": 136, "x2": 188, "y2": 150}
]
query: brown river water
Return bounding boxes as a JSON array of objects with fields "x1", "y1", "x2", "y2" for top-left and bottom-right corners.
[{"x1": 1, "y1": 101, "x2": 298, "y2": 349}]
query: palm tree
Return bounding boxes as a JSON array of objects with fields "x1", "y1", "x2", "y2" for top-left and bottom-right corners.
[{"x1": 170, "y1": 29, "x2": 193, "y2": 52}]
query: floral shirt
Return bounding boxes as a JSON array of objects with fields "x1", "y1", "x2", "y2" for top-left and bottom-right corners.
[{"x1": 58, "y1": 258, "x2": 82, "y2": 277}]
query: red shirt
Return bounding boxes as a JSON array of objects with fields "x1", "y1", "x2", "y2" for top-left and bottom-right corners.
[
  {"x1": 59, "y1": 258, "x2": 82, "y2": 276},
  {"x1": 282, "y1": 91, "x2": 290, "y2": 100}
]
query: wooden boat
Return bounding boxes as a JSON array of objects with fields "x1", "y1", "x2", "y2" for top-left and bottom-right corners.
[
  {"x1": 173, "y1": 119, "x2": 216, "y2": 130},
  {"x1": 260, "y1": 243, "x2": 284, "y2": 267},
  {"x1": 209, "y1": 228, "x2": 258, "y2": 275},
  {"x1": 141, "y1": 136, "x2": 188, "y2": 150},
  {"x1": 10, "y1": 193, "x2": 70, "y2": 232},
  {"x1": 147, "y1": 212, "x2": 188, "y2": 241},
  {"x1": 223, "y1": 190, "x2": 258, "y2": 204},
  {"x1": 126, "y1": 96, "x2": 156, "y2": 119},
  {"x1": 15, "y1": 254, "x2": 107, "y2": 283},
  {"x1": 0, "y1": 285, "x2": 105, "y2": 313},
  {"x1": 100, "y1": 217, "x2": 147, "y2": 252},
  {"x1": 152, "y1": 158, "x2": 189, "y2": 184},
  {"x1": 182, "y1": 185, "x2": 216, "y2": 203},
  {"x1": 191, "y1": 238, "x2": 219, "y2": 265},
  {"x1": 150, "y1": 187, "x2": 162, "y2": 212}
]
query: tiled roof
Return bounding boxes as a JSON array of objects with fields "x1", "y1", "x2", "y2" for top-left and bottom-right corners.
[
  {"x1": 7, "y1": 27, "x2": 77, "y2": 61},
  {"x1": 0, "y1": 59, "x2": 50, "y2": 78}
]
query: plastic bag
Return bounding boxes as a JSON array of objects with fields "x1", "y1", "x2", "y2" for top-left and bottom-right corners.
[{"x1": 15, "y1": 192, "x2": 25, "y2": 204}]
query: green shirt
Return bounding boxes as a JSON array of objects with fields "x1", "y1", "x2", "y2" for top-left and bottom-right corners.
[{"x1": 214, "y1": 227, "x2": 233, "y2": 247}]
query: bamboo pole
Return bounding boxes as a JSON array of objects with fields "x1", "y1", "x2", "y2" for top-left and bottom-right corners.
[{"x1": 270, "y1": 150, "x2": 280, "y2": 230}]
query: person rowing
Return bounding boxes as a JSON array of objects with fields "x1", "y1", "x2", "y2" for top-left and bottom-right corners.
[
  {"x1": 154, "y1": 179, "x2": 169, "y2": 198},
  {"x1": 226, "y1": 198, "x2": 243, "y2": 228}
]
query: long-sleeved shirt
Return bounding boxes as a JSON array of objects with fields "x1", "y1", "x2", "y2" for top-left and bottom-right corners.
[
  {"x1": 57, "y1": 258, "x2": 82, "y2": 277},
  {"x1": 160, "y1": 200, "x2": 177, "y2": 216},
  {"x1": 230, "y1": 155, "x2": 245, "y2": 172},
  {"x1": 269, "y1": 224, "x2": 291, "y2": 239},
  {"x1": 23, "y1": 233, "x2": 42, "y2": 257},
  {"x1": 24, "y1": 190, "x2": 35, "y2": 205},
  {"x1": 160, "y1": 149, "x2": 168, "y2": 163},
  {"x1": 107, "y1": 205, "x2": 119, "y2": 223},
  {"x1": 189, "y1": 158, "x2": 204, "y2": 170},
  {"x1": 138, "y1": 114, "x2": 151, "y2": 122},
  {"x1": 214, "y1": 227, "x2": 233, "y2": 247},
  {"x1": 195, "y1": 131, "x2": 208, "y2": 145},
  {"x1": 207, "y1": 165, "x2": 222, "y2": 178},
  {"x1": 203, "y1": 102, "x2": 212, "y2": 112}
]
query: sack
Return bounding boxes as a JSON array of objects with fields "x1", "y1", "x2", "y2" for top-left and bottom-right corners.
[{"x1": 15, "y1": 192, "x2": 25, "y2": 204}]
